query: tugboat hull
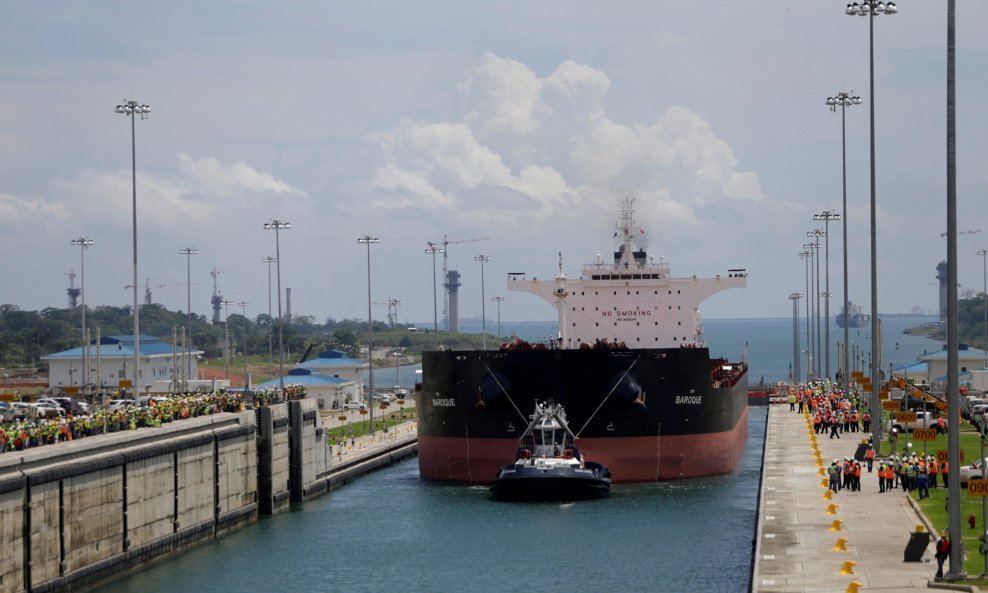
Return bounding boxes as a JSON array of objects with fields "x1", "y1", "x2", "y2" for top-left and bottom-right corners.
[{"x1": 490, "y1": 463, "x2": 612, "y2": 501}]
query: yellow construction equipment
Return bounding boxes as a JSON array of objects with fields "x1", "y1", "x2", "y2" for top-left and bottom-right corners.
[{"x1": 887, "y1": 376, "x2": 947, "y2": 411}]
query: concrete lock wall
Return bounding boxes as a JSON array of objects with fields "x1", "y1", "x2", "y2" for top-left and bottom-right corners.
[
  {"x1": 0, "y1": 403, "x2": 335, "y2": 593},
  {"x1": 289, "y1": 399, "x2": 332, "y2": 502},
  {"x1": 256, "y1": 403, "x2": 291, "y2": 515},
  {"x1": 0, "y1": 411, "x2": 259, "y2": 593}
]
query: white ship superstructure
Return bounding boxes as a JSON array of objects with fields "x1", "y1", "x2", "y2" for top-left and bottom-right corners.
[{"x1": 508, "y1": 199, "x2": 747, "y2": 349}]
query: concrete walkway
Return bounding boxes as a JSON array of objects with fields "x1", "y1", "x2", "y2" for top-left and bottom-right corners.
[
  {"x1": 326, "y1": 418, "x2": 418, "y2": 469},
  {"x1": 752, "y1": 405, "x2": 939, "y2": 593}
]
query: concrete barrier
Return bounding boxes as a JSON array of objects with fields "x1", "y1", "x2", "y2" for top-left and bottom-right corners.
[
  {"x1": 0, "y1": 412, "x2": 257, "y2": 593},
  {"x1": 0, "y1": 404, "x2": 396, "y2": 593}
]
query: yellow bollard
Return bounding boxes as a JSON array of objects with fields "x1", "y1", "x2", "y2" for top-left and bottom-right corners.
[
  {"x1": 838, "y1": 560, "x2": 856, "y2": 575},
  {"x1": 818, "y1": 466, "x2": 826, "y2": 476},
  {"x1": 825, "y1": 503, "x2": 838, "y2": 515},
  {"x1": 833, "y1": 537, "x2": 848, "y2": 551},
  {"x1": 845, "y1": 581, "x2": 862, "y2": 593},
  {"x1": 823, "y1": 489, "x2": 833, "y2": 500},
  {"x1": 829, "y1": 519, "x2": 843, "y2": 531},
  {"x1": 821, "y1": 478, "x2": 829, "y2": 488}
]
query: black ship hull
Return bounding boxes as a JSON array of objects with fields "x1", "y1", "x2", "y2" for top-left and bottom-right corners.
[{"x1": 416, "y1": 347, "x2": 748, "y2": 484}]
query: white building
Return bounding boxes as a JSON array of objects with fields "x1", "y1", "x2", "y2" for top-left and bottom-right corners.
[
  {"x1": 42, "y1": 335, "x2": 203, "y2": 393},
  {"x1": 295, "y1": 349, "x2": 369, "y2": 402},
  {"x1": 917, "y1": 344, "x2": 988, "y2": 387},
  {"x1": 253, "y1": 367, "x2": 356, "y2": 410}
]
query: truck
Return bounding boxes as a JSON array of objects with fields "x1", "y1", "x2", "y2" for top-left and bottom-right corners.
[{"x1": 885, "y1": 409, "x2": 946, "y2": 434}]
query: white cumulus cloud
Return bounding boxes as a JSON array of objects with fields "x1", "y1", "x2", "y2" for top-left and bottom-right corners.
[
  {"x1": 178, "y1": 154, "x2": 308, "y2": 198},
  {"x1": 366, "y1": 53, "x2": 764, "y2": 233}
]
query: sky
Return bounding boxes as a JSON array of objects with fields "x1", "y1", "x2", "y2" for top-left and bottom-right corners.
[{"x1": 2, "y1": 2, "x2": 988, "y2": 327}]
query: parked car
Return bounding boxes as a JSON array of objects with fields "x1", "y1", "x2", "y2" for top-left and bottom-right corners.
[
  {"x1": 0, "y1": 401, "x2": 14, "y2": 422},
  {"x1": 886, "y1": 410, "x2": 946, "y2": 433},
  {"x1": 10, "y1": 402, "x2": 34, "y2": 420},
  {"x1": 33, "y1": 401, "x2": 66, "y2": 418},
  {"x1": 960, "y1": 458, "x2": 988, "y2": 485},
  {"x1": 103, "y1": 399, "x2": 136, "y2": 412},
  {"x1": 972, "y1": 405, "x2": 988, "y2": 430},
  {"x1": 52, "y1": 397, "x2": 89, "y2": 415},
  {"x1": 964, "y1": 396, "x2": 987, "y2": 419},
  {"x1": 342, "y1": 401, "x2": 365, "y2": 411}
]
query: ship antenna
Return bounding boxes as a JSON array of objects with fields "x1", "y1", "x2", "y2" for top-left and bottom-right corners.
[{"x1": 575, "y1": 356, "x2": 640, "y2": 438}]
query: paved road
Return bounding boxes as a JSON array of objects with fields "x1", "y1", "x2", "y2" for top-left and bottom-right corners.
[{"x1": 752, "y1": 404, "x2": 943, "y2": 593}]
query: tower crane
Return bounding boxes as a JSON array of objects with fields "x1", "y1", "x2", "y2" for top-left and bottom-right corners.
[
  {"x1": 65, "y1": 270, "x2": 81, "y2": 308},
  {"x1": 372, "y1": 298, "x2": 403, "y2": 327},
  {"x1": 210, "y1": 268, "x2": 224, "y2": 325},
  {"x1": 432, "y1": 235, "x2": 489, "y2": 329},
  {"x1": 124, "y1": 278, "x2": 153, "y2": 306}
]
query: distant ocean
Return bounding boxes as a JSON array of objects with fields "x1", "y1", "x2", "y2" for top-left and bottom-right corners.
[{"x1": 446, "y1": 315, "x2": 944, "y2": 385}]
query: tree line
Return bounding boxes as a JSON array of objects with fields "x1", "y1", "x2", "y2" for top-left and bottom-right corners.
[{"x1": 0, "y1": 303, "x2": 387, "y2": 368}]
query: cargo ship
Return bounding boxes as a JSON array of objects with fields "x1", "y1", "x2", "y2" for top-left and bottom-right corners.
[
  {"x1": 836, "y1": 302, "x2": 870, "y2": 329},
  {"x1": 415, "y1": 199, "x2": 749, "y2": 483}
]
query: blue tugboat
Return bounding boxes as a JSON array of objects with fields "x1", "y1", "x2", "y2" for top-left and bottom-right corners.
[{"x1": 490, "y1": 401, "x2": 612, "y2": 502}]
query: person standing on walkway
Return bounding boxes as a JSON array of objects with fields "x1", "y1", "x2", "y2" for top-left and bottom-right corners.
[
  {"x1": 877, "y1": 462, "x2": 886, "y2": 492},
  {"x1": 929, "y1": 457, "x2": 939, "y2": 488},
  {"x1": 942, "y1": 460, "x2": 949, "y2": 487},
  {"x1": 935, "y1": 532, "x2": 950, "y2": 578},
  {"x1": 862, "y1": 411, "x2": 871, "y2": 433},
  {"x1": 788, "y1": 391, "x2": 795, "y2": 412},
  {"x1": 852, "y1": 461, "x2": 862, "y2": 491},
  {"x1": 865, "y1": 445, "x2": 875, "y2": 472},
  {"x1": 917, "y1": 463, "x2": 929, "y2": 499},
  {"x1": 830, "y1": 414, "x2": 840, "y2": 439},
  {"x1": 828, "y1": 460, "x2": 841, "y2": 493}
]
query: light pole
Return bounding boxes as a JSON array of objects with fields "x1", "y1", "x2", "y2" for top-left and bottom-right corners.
[
  {"x1": 492, "y1": 296, "x2": 506, "y2": 343},
  {"x1": 789, "y1": 293, "x2": 802, "y2": 382},
  {"x1": 115, "y1": 99, "x2": 151, "y2": 396},
  {"x1": 807, "y1": 230, "x2": 824, "y2": 380},
  {"x1": 222, "y1": 299, "x2": 234, "y2": 382},
  {"x1": 238, "y1": 301, "x2": 249, "y2": 391},
  {"x1": 425, "y1": 244, "x2": 443, "y2": 348},
  {"x1": 845, "y1": 0, "x2": 897, "y2": 466},
  {"x1": 813, "y1": 213, "x2": 839, "y2": 381},
  {"x1": 264, "y1": 220, "x2": 290, "y2": 397},
  {"x1": 827, "y1": 91, "x2": 861, "y2": 389},
  {"x1": 71, "y1": 237, "x2": 94, "y2": 390},
  {"x1": 474, "y1": 255, "x2": 490, "y2": 349},
  {"x1": 358, "y1": 235, "x2": 380, "y2": 435},
  {"x1": 179, "y1": 247, "x2": 198, "y2": 386},
  {"x1": 800, "y1": 248, "x2": 814, "y2": 379},
  {"x1": 261, "y1": 256, "x2": 277, "y2": 378},
  {"x1": 979, "y1": 250, "x2": 988, "y2": 368}
]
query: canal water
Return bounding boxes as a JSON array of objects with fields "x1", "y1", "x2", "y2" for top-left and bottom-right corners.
[
  {"x1": 98, "y1": 406, "x2": 767, "y2": 593},
  {"x1": 98, "y1": 316, "x2": 940, "y2": 592}
]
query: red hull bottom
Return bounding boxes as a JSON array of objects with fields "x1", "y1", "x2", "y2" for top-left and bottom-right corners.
[{"x1": 418, "y1": 406, "x2": 749, "y2": 484}]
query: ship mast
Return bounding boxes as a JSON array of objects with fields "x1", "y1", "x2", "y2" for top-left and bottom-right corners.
[
  {"x1": 554, "y1": 252, "x2": 568, "y2": 347},
  {"x1": 615, "y1": 199, "x2": 638, "y2": 270}
]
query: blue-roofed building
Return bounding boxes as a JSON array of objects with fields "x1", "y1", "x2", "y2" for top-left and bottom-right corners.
[
  {"x1": 253, "y1": 367, "x2": 356, "y2": 409},
  {"x1": 41, "y1": 335, "x2": 204, "y2": 392},
  {"x1": 296, "y1": 350, "x2": 368, "y2": 401},
  {"x1": 918, "y1": 344, "x2": 988, "y2": 386},
  {"x1": 891, "y1": 360, "x2": 928, "y2": 382}
]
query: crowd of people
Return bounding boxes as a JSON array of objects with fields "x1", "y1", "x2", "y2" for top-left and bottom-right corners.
[
  {"x1": 789, "y1": 379, "x2": 952, "y2": 496},
  {"x1": 0, "y1": 390, "x2": 255, "y2": 454}
]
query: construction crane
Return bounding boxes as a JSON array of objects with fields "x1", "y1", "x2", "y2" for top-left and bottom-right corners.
[
  {"x1": 432, "y1": 235, "x2": 489, "y2": 330},
  {"x1": 65, "y1": 270, "x2": 80, "y2": 308},
  {"x1": 124, "y1": 278, "x2": 153, "y2": 306},
  {"x1": 374, "y1": 298, "x2": 403, "y2": 327},
  {"x1": 210, "y1": 268, "x2": 224, "y2": 325}
]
